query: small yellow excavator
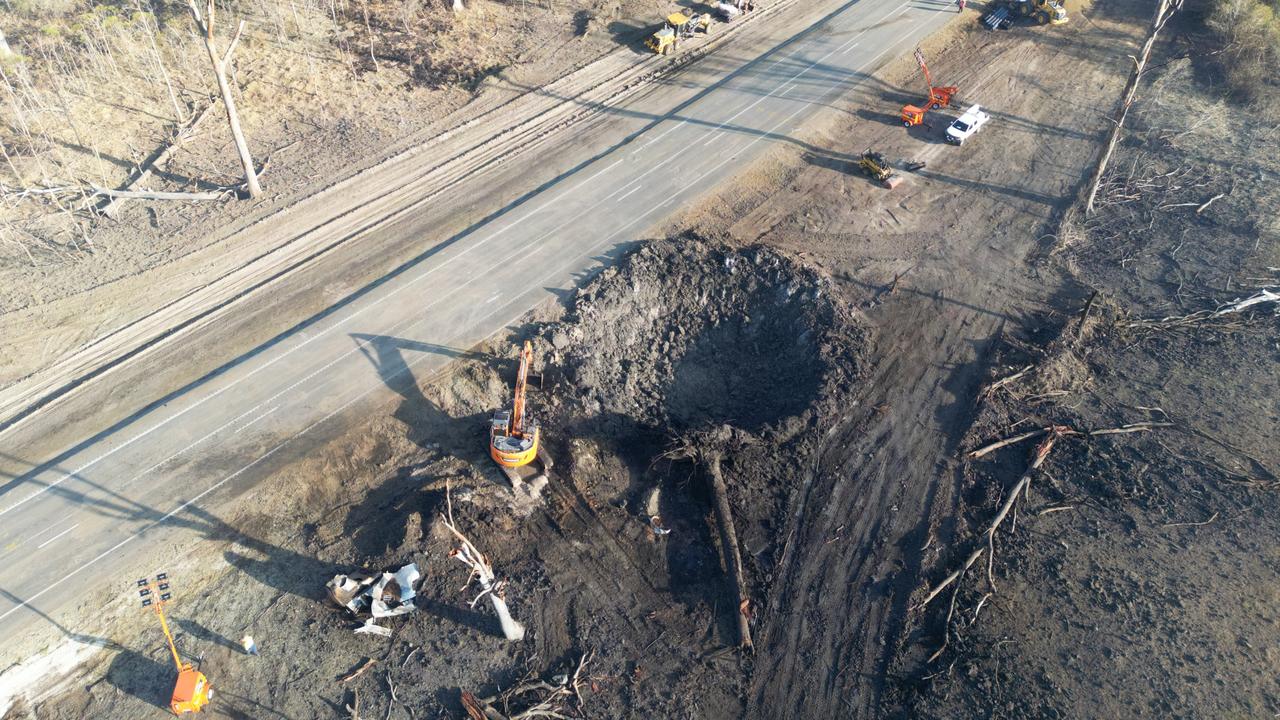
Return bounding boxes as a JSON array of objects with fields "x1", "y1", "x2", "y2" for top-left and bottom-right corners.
[
  {"x1": 646, "y1": 12, "x2": 712, "y2": 55},
  {"x1": 490, "y1": 341, "x2": 552, "y2": 482},
  {"x1": 137, "y1": 574, "x2": 212, "y2": 715}
]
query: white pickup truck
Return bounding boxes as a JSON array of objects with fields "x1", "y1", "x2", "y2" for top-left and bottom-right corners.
[{"x1": 945, "y1": 104, "x2": 991, "y2": 145}]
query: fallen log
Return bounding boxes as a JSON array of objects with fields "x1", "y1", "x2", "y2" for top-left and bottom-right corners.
[
  {"x1": 91, "y1": 185, "x2": 225, "y2": 202},
  {"x1": 97, "y1": 101, "x2": 217, "y2": 217},
  {"x1": 1083, "y1": 0, "x2": 1183, "y2": 214},
  {"x1": 705, "y1": 450, "x2": 753, "y2": 650},
  {"x1": 917, "y1": 430, "x2": 1064, "y2": 610},
  {"x1": 338, "y1": 657, "x2": 377, "y2": 683}
]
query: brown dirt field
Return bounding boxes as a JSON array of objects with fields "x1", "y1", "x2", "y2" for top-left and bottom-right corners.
[
  {"x1": 16, "y1": 0, "x2": 1254, "y2": 717},
  {"x1": 891, "y1": 6, "x2": 1280, "y2": 718}
]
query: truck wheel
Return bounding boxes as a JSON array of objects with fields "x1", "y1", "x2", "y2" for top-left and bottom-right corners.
[
  {"x1": 903, "y1": 120, "x2": 913, "y2": 128},
  {"x1": 931, "y1": 102, "x2": 941, "y2": 110}
]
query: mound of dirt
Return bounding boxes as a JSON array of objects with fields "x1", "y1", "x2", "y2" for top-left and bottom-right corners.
[{"x1": 554, "y1": 239, "x2": 860, "y2": 437}]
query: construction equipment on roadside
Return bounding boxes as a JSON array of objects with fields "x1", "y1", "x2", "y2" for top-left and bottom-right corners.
[
  {"x1": 490, "y1": 341, "x2": 553, "y2": 484},
  {"x1": 716, "y1": 0, "x2": 756, "y2": 21},
  {"x1": 985, "y1": 0, "x2": 1067, "y2": 27},
  {"x1": 645, "y1": 12, "x2": 712, "y2": 55},
  {"x1": 900, "y1": 48, "x2": 957, "y2": 127},
  {"x1": 137, "y1": 574, "x2": 212, "y2": 715},
  {"x1": 858, "y1": 150, "x2": 903, "y2": 189}
]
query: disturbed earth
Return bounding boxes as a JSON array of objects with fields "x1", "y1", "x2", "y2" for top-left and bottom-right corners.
[{"x1": 8, "y1": 0, "x2": 1279, "y2": 717}]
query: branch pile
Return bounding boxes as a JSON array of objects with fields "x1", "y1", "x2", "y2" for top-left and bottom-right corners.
[{"x1": 461, "y1": 652, "x2": 594, "y2": 720}]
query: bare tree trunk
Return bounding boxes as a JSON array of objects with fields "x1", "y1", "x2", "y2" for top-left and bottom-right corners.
[
  {"x1": 187, "y1": 0, "x2": 262, "y2": 199},
  {"x1": 441, "y1": 484, "x2": 527, "y2": 643},
  {"x1": 1083, "y1": 0, "x2": 1180, "y2": 215},
  {"x1": 705, "y1": 451, "x2": 753, "y2": 650}
]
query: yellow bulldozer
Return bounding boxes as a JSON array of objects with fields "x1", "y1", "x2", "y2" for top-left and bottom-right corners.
[{"x1": 646, "y1": 12, "x2": 712, "y2": 55}]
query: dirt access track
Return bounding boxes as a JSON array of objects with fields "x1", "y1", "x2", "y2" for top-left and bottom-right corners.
[{"x1": 0, "y1": 0, "x2": 1163, "y2": 716}]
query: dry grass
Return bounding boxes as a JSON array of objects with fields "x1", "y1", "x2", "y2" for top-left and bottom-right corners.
[{"x1": 1205, "y1": 0, "x2": 1280, "y2": 102}]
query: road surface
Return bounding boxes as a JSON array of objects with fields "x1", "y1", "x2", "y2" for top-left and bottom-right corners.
[{"x1": 0, "y1": 0, "x2": 955, "y2": 666}]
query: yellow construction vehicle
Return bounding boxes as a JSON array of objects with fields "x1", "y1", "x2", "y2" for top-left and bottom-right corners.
[
  {"x1": 645, "y1": 12, "x2": 712, "y2": 55},
  {"x1": 1011, "y1": 0, "x2": 1067, "y2": 23},
  {"x1": 137, "y1": 574, "x2": 212, "y2": 715},
  {"x1": 490, "y1": 341, "x2": 552, "y2": 483},
  {"x1": 858, "y1": 150, "x2": 902, "y2": 189},
  {"x1": 901, "y1": 48, "x2": 958, "y2": 127}
]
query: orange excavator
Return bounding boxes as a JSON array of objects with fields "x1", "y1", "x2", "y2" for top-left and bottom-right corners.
[
  {"x1": 137, "y1": 574, "x2": 211, "y2": 715},
  {"x1": 900, "y1": 48, "x2": 958, "y2": 127},
  {"x1": 490, "y1": 341, "x2": 552, "y2": 482}
]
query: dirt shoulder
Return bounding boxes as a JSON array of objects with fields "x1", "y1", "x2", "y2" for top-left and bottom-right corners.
[{"x1": 3, "y1": 0, "x2": 1165, "y2": 716}]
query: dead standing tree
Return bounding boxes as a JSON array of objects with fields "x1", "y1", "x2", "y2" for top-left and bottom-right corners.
[{"x1": 186, "y1": 0, "x2": 262, "y2": 199}]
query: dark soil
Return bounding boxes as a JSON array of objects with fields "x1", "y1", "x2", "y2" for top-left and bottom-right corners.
[
  {"x1": 15, "y1": 239, "x2": 867, "y2": 720},
  {"x1": 890, "y1": 7, "x2": 1280, "y2": 718}
]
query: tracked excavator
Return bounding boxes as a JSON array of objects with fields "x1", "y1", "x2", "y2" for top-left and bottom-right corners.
[{"x1": 490, "y1": 341, "x2": 553, "y2": 484}]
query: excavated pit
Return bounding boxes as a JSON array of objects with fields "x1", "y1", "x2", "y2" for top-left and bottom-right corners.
[
  {"x1": 537, "y1": 237, "x2": 867, "y2": 622},
  {"x1": 553, "y1": 239, "x2": 854, "y2": 437}
]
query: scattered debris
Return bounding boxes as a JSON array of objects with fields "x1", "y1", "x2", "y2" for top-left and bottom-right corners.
[
  {"x1": 462, "y1": 651, "x2": 594, "y2": 720},
  {"x1": 327, "y1": 564, "x2": 421, "y2": 619},
  {"x1": 354, "y1": 619, "x2": 393, "y2": 638}
]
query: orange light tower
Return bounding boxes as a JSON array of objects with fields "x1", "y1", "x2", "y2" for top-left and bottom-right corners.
[{"x1": 137, "y1": 573, "x2": 212, "y2": 715}]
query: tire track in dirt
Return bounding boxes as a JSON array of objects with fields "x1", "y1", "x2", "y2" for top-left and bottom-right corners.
[
  {"x1": 727, "y1": 14, "x2": 1138, "y2": 713},
  {"x1": 750, "y1": 288, "x2": 1005, "y2": 717}
]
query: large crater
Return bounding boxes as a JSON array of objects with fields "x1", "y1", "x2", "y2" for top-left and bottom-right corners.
[{"x1": 556, "y1": 239, "x2": 858, "y2": 435}]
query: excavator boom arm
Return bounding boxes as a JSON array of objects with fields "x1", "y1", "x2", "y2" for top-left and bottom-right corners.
[{"x1": 510, "y1": 341, "x2": 533, "y2": 433}]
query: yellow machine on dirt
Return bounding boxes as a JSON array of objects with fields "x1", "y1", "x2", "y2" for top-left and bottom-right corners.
[
  {"x1": 490, "y1": 341, "x2": 553, "y2": 482},
  {"x1": 859, "y1": 150, "x2": 902, "y2": 189},
  {"x1": 646, "y1": 12, "x2": 712, "y2": 55},
  {"x1": 1012, "y1": 0, "x2": 1068, "y2": 24},
  {"x1": 137, "y1": 574, "x2": 212, "y2": 715}
]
